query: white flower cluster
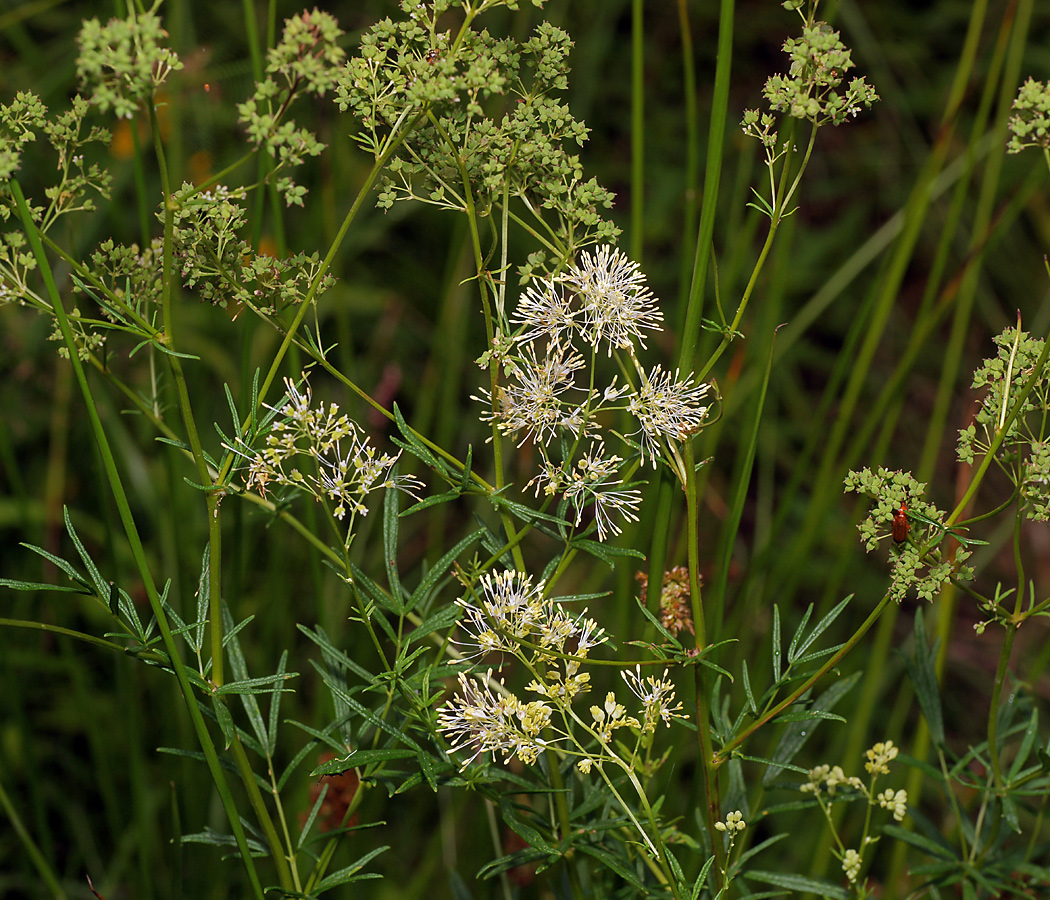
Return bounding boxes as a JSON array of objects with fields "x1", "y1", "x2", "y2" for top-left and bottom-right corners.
[
  {"x1": 438, "y1": 569, "x2": 684, "y2": 771},
  {"x1": 714, "y1": 809, "x2": 746, "y2": 834},
  {"x1": 800, "y1": 739, "x2": 909, "y2": 889},
  {"x1": 479, "y1": 246, "x2": 712, "y2": 540},
  {"x1": 232, "y1": 374, "x2": 422, "y2": 548}
]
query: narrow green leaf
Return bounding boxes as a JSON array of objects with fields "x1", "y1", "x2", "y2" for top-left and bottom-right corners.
[
  {"x1": 786, "y1": 604, "x2": 814, "y2": 663},
  {"x1": 490, "y1": 494, "x2": 570, "y2": 527},
  {"x1": 310, "y1": 748, "x2": 416, "y2": 776},
  {"x1": 576, "y1": 843, "x2": 646, "y2": 891},
  {"x1": 401, "y1": 489, "x2": 461, "y2": 515},
  {"x1": 313, "y1": 847, "x2": 389, "y2": 890},
  {"x1": 223, "y1": 604, "x2": 268, "y2": 749},
  {"x1": 249, "y1": 368, "x2": 261, "y2": 441},
  {"x1": 182, "y1": 827, "x2": 267, "y2": 853},
  {"x1": 0, "y1": 579, "x2": 87, "y2": 594},
  {"x1": 383, "y1": 482, "x2": 404, "y2": 613},
  {"x1": 571, "y1": 538, "x2": 646, "y2": 563},
  {"x1": 13, "y1": 543, "x2": 88, "y2": 587},
  {"x1": 773, "y1": 709, "x2": 846, "y2": 725},
  {"x1": 771, "y1": 604, "x2": 781, "y2": 684},
  {"x1": 744, "y1": 870, "x2": 847, "y2": 898},
  {"x1": 904, "y1": 608, "x2": 945, "y2": 746},
  {"x1": 733, "y1": 832, "x2": 789, "y2": 868},
  {"x1": 156, "y1": 436, "x2": 192, "y2": 452},
  {"x1": 191, "y1": 546, "x2": 209, "y2": 654},
  {"x1": 741, "y1": 659, "x2": 757, "y2": 715},
  {"x1": 498, "y1": 796, "x2": 556, "y2": 854},
  {"x1": 418, "y1": 750, "x2": 439, "y2": 791},
  {"x1": 763, "y1": 671, "x2": 861, "y2": 786},
  {"x1": 1007, "y1": 708, "x2": 1038, "y2": 781},
  {"x1": 64, "y1": 506, "x2": 107, "y2": 598},
  {"x1": 224, "y1": 382, "x2": 241, "y2": 434},
  {"x1": 213, "y1": 696, "x2": 236, "y2": 750},
  {"x1": 459, "y1": 444, "x2": 473, "y2": 493},
  {"x1": 297, "y1": 783, "x2": 328, "y2": 851},
  {"x1": 297, "y1": 624, "x2": 375, "y2": 683},
  {"x1": 408, "y1": 603, "x2": 461, "y2": 646},
  {"x1": 409, "y1": 530, "x2": 481, "y2": 612},
  {"x1": 881, "y1": 824, "x2": 956, "y2": 861},
  {"x1": 213, "y1": 674, "x2": 298, "y2": 697},
  {"x1": 690, "y1": 855, "x2": 715, "y2": 900},
  {"x1": 793, "y1": 595, "x2": 852, "y2": 660},
  {"x1": 268, "y1": 651, "x2": 289, "y2": 757}
]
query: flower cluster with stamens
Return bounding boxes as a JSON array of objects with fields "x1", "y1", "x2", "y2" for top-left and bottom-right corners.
[
  {"x1": 798, "y1": 740, "x2": 908, "y2": 890},
  {"x1": 229, "y1": 374, "x2": 422, "y2": 549},
  {"x1": 438, "y1": 569, "x2": 685, "y2": 774},
  {"x1": 478, "y1": 246, "x2": 712, "y2": 541}
]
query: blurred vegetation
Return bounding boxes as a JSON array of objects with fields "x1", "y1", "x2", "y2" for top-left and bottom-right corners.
[{"x1": 2, "y1": 0, "x2": 1050, "y2": 897}]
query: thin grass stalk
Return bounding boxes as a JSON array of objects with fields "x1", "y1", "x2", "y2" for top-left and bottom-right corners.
[
  {"x1": 681, "y1": 440, "x2": 724, "y2": 884},
  {"x1": 630, "y1": 0, "x2": 644, "y2": 260},
  {"x1": 677, "y1": 0, "x2": 734, "y2": 371},
  {"x1": 675, "y1": 0, "x2": 700, "y2": 317},
  {"x1": 886, "y1": 5, "x2": 1032, "y2": 884},
  {"x1": 9, "y1": 178, "x2": 268, "y2": 899},
  {"x1": 710, "y1": 329, "x2": 777, "y2": 646},
  {"x1": 769, "y1": 0, "x2": 990, "y2": 611},
  {"x1": 920, "y1": 0, "x2": 1028, "y2": 484},
  {"x1": 644, "y1": 0, "x2": 736, "y2": 622},
  {"x1": 0, "y1": 775, "x2": 66, "y2": 900}
]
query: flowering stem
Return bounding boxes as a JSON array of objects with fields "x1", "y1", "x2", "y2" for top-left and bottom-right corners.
[
  {"x1": 427, "y1": 109, "x2": 526, "y2": 573},
  {"x1": 945, "y1": 315, "x2": 1050, "y2": 529},
  {"x1": 695, "y1": 124, "x2": 817, "y2": 385},
  {"x1": 717, "y1": 592, "x2": 894, "y2": 763},
  {"x1": 558, "y1": 700, "x2": 681, "y2": 897},
  {"x1": 227, "y1": 106, "x2": 429, "y2": 460}
]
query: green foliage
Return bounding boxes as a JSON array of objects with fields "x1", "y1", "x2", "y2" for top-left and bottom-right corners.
[
  {"x1": 843, "y1": 467, "x2": 974, "y2": 604},
  {"x1": 3, "y1": 0, "x2": 1050, "y2": 898},
  {"x1": 76, "y1": 8, "x2": 183, "y2": 120}
]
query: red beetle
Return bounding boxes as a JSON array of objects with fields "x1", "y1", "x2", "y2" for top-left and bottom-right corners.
[{"x1": 891, "y1": 500, "x2": 910, "y2": 544}]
